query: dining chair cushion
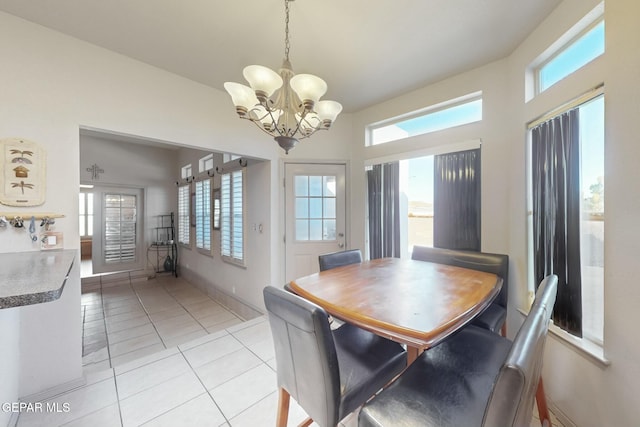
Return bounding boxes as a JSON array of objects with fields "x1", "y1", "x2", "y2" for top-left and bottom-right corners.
[
  {"x1": 264, "y1": 286, "x2": 406, "y2": 427},
  {"x1": 411, "y1": 246, "x2": 508, "y2": 334},
  {"x1": 358, "y1": 325, "x2": 511, "y2": 427},
  {"x1": 319, "y1": 249, "x2": 363, "y2": 272},
  {"x1": 358, "y1": 275, "x2": 557, "y2": 427}
]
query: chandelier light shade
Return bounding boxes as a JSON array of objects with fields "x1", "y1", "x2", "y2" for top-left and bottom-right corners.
[{"x1": 224, "y1": 0, "x2": 342, "y2": 154}]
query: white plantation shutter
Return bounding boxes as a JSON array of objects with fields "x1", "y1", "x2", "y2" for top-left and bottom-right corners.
[
  {"x1": 195, "y1": 179, "x2": 211, "y2": 250},
  {"x1": 104, "y1": 193, "x2": 137, "y2": 263},
  {"x1": 221, "y1": 168, "x2": 244, "y2": 263},
  {"x1": 178, "y1": 185, "x2": 190, "y2": 245}
]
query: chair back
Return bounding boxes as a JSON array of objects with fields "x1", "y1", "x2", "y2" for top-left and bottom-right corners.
[
  {"x1": 263, "y1": 286, "x2": 340, "y2": 426},
  {"x1": 319, "y1": 249, "x2": 363, "y2": 272},
  {"x1": 482, "y1": 275, "x2": 558, "y2": 427},
  {"x1": 411, "y1": 246, "x2": 509, "y2": 309}
]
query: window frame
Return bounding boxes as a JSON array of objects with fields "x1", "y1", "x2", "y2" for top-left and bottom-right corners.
[
  {"x1": 366, "y1": 92, "x2": 482, "y2": 147},
  {"x1": 220, "y1": 166, "x2": 246, "y2": 266},
  {"x1": 535, "y1": 18, "x2": 605, "y2": 94},
  {"x1": 526, "y1": 88, "x2": 605, "y2": 349}
]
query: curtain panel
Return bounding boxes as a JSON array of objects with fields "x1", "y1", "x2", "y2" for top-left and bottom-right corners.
[
  {"x1": 531, "y1": 109, "x2": 582, "y2": 337},
  {"x1": 433, "y1": 149, "x2": 481, "y2": 251},
  {"x1": 367, "y1": 162, "x2": 400, "y2": 259}
]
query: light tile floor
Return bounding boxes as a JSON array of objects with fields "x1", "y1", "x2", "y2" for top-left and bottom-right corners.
[
  {"x1": 16, "y1": 273, "x2": 566, "y2": 427},
  {"x1": 80, "y1": 273, "x2": 246, "y2": 373}
]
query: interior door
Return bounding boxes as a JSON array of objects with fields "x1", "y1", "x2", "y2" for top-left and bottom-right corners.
[
  {"x1": 285, "y1": 163, "x2": 346, "y2": 282},
  {"x1": 92, "y1": 186, "x2": 145, "y2": 274}
]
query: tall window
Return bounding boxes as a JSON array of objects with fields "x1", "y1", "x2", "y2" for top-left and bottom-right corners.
[
  {"x1": 79, "y1": 190, "x2": 94, "y2": 238},
  {"x1": 221, "y1": 168, "x2": 244, "y2": 264},
  {"x1": 177, "y1": 184, "x2": 190, "y2": 246},
  {"x1": 368, "y1": 93, "x2": 482, "y2": 146},
  {"x1": 528, "y1": 94, "x2": 604, "y2": 343},
  {"x1": 195, "y1": 179, "x2": 211, "y2": 251}
]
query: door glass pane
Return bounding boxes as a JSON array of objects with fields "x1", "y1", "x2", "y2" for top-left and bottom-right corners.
[
  {"x1": 295, "y1": 198, "x2": 308, "y2": 218},
  {"x1": 309, "y1": 198, "x2": 322, "y2": 219},
  {"x1": 323, "y1": 176, "x2": 336, "y2": 196},
  {"x1": 295, "y1": 176, "x2": 308, "y2": 196},
  {"x1": 309, "y1": 176, "x2": 322, "y2": 196},
  {"x1": 323, "y1": 220, "x2": 336, "y2": 240},
  {"x1": 324, "y1": 198, "x2": 336, "y2": 218},
  {"x1": 309, "y1": 220, "x2": 323, "y2": 240}
]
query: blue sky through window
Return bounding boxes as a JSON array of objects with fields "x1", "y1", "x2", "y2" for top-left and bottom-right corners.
[
  {"x1": 370, "y1": 96, "x2": 482, "y2": 145},
  {"x1": 540, "y1": 20, "x2": 605, "y2": 92}
]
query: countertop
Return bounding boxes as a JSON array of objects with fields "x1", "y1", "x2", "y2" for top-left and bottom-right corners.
[{"x1": 0, "y1": 249, "x2": 75, "y2": 309}]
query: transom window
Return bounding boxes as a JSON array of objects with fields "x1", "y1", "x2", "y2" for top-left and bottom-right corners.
[
  {"x1": 368, "y1": 93, "x2": 482, "y2": 146},
  {"x1": 294, "y1": 175, "x2": 337, "y2": 241},
  {"x1": 537, "y1": 19, "x2": 604, "y2": 93}
]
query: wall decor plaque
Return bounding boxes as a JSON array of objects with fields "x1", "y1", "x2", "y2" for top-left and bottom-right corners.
[{"x1": 0, "y1": 138, "x2": 46, "y2": 206}]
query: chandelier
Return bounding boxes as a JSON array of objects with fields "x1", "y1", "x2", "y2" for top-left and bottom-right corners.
[{"x1": 224, "y1": 0, "x2": 342, "y2": 154}]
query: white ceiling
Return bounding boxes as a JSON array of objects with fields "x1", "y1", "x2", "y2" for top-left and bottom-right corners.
[{"x1": 0, "y1": 0, "x2": 561, "y2": 112}]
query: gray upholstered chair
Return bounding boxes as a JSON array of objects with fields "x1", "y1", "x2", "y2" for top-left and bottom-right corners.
[
  {"x1": 318, "y1": 249, "x2": 363, "y2": 272},
  {"x1": 411, "y1": 246, "x2": 509, "y2": 336},
  {"x1": 358, "y1": 275, "x2": 558, "y2": 427},
  {"x1": 263, "y1": 286, "x2": 407, "y2": 427}
]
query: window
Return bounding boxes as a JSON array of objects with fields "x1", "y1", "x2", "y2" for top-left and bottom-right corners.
[
  {"x1": 195, "y1": 179, "x2": 211, "y2": 251},
  {"x1": 221, "y1": 168, "x2": 244, "y2": 264},
  {"x1": 79, "y1": 190, "x2": 94, "y2": 238},
  {"x1": 181, "y1": 164, "x2": 192, "y2": 180},
  {"x1": 368, "y1": 93, "x2": 482, "y2": 146},
  {"x1": 537, "y1": 19, "x2": 604, "y2": 93},
  {"x1": 177, "y1": 184, "x2": 190, "y2": 246},
  {"x1": 404, "y1": 156, "x2": 434, "y2": 251},
  {"x1": 199, "y1": 154, "x2": 214, "y2": 173},
  {"x1": 528, "y1": 93, "x2": 604, "y2": 345},
  {"x1": 294, "y1": 175, "x2": 337, "y2": 241},
  {"x1": 223, "y1": 153, "x2": 240, "y2": 163}
]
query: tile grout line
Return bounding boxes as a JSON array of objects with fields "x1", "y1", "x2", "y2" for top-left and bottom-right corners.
[{"x1": 176, "y1": 336, "x2": 236, "y2": 426}]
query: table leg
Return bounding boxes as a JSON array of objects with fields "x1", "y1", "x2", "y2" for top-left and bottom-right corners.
[{"x1": 407, "y1": 346, "x2": 421, "y2": 365}]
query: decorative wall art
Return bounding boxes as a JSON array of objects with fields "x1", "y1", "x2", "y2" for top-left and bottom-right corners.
[{"x1": 0, "y1": 138, "x2": 46, "y2": 206}]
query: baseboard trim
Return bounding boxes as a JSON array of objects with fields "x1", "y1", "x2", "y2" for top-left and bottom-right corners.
[
  {"x1": 179, "y1": 268, "x2": 263, "y2": 321},
  {"x1": 19, "y1": 377, "x2": 86, "y2": 403}
]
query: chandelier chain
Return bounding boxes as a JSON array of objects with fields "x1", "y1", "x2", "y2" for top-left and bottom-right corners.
[{"x1": 284, "y1": 0, "x2": 290, "y2": 61}]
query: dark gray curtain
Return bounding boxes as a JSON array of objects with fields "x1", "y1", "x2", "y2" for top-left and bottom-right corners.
[
  {"x1": 532, "y1": 109, "x2": 582, "y2": 337},
  {"x1": 433, "y1": 149, "x2": 481, "y2": 251},
  {"x1": 367, "y1": 162, "x2": 400, "y2": 259}
]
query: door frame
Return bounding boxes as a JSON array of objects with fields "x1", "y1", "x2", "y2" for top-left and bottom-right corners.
[{"x1": 281, "y1": 159, "x2": 351, "y2": 282}]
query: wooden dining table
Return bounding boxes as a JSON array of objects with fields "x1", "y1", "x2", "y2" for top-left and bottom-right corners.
[{"x1": 289, "y1": 257, "x2": 503, "y2": 364}]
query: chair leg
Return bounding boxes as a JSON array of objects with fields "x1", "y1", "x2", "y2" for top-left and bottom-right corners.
[
  {"x1": 536, "y1": 378, "x2": 551, "y2": 427},
  {"x1": 297, "y1": 417, "x2": 313, "y2": 427},
  {"x1": 500, "y1": 322, "x2": 507, "y2": 337},
  {"x1": 276, "y1": 388, "x2": 291, "y2": 427}
]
